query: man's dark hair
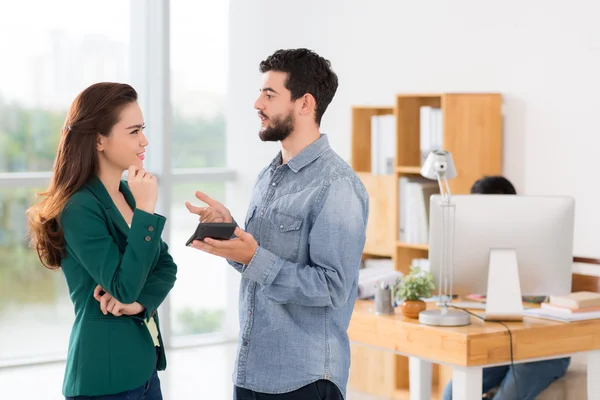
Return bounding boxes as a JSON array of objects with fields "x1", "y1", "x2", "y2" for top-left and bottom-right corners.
[
  {"x1": 259, "y1": 48, "x2": 338, "y2": 126},
  {"x1": 470, "y1": 176, "x2": 517, "y2": 195}
]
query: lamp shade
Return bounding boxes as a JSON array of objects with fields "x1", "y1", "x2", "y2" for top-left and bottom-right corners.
[{"x1": 420, "y1": 150, "x2": 457, "y2": 180}]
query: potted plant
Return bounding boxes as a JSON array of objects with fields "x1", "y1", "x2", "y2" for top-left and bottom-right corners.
[{"x1": 396, "y1": 265, "x2": 435, "y2": 318}]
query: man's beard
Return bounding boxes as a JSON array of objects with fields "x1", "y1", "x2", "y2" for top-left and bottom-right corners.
[{"x1": 259, "y1": 111, "x2": 294, "y2": 142}]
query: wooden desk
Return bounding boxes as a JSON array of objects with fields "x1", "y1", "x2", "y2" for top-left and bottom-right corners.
[{"x1": 349, "y1": 300, "x2": 600, "y2": 400}]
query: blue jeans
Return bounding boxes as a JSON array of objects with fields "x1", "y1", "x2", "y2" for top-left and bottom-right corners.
[
  {"x1": 442, "y1": 357, "x2": 570, "y2": 400},
  {"x1": 65, "y1": 369, "x2": 162, "y2": 400}
]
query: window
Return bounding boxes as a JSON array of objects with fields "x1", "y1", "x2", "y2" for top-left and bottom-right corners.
[
  {"x1": 0, "y1": 1, "x2": 130, "y2": 363},
  {"x1": 169, "y1": 183, "x2": 229, "y2": 337},
  {"x1": 170, "y1": 0, "x2": 228, "y2": 169},
  {"x1": 0, "y1": 1, "x2": 129, "y2": 173},
  {"x1": 0, "y1": 188, "x2": 75, "y2": 361},
  {"x1": 0, "y1": 0, "x2": 235, "y2": 365},
  {"x1": 168, "y1": 0, "x2": 231, "y2": 342}
]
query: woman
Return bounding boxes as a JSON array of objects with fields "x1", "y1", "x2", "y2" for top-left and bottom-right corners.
[{"x1": 26, "y1": 82, "x2": 177, "y2": 400}]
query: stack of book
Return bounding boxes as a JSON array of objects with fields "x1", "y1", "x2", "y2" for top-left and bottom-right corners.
[
  {"x1": 419, "y1": 106, "x2": 443, "y2": 165},
  {"x1": 398, "y1": 177, "x2": 439, "y2": 244},
  {"x1": 357, "y1": 259, "x2": 402, "y2": 300},
  {"x1": 370, "y1": 114, "x2": 396, "y2": 175},
  {"x1": 523, "y1": 291, "x2": 600, "y2": 322}
]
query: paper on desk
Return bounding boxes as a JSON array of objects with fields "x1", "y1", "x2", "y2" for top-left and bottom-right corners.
[{"x1": 523, "y1": 308, "x2": 600, "y2": 323}]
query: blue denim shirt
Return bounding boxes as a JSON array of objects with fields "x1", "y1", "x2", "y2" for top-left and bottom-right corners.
[{"x1": 228, "y1": 134, "x2": 369, "y2": 397}]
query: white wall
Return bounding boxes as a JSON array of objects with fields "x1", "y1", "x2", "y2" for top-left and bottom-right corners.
[{"x1": 227, "y1": 0, "x2": 600, "y2": 257}]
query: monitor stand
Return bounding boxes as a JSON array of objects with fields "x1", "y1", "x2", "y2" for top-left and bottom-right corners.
[{"x1": 483, "y1": 249, "x2": 524, "y2": 321}]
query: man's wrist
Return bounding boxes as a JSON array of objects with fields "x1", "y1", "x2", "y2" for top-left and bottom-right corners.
[{"x1": 245, "y1": 245, "x2": 259, "y2": 265}]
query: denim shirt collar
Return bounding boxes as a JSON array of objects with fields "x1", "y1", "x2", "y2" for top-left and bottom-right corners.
[{"x1": 269, "y1": 134, "x2": 331, "y2": 173}]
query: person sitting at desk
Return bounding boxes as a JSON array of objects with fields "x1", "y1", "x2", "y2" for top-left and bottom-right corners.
[{"x1": 442, "y1": 175, "x2": 571, "y2": 400}]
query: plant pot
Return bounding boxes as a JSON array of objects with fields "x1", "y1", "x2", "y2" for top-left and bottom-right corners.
[{"x1": 401, "y1": 299, "x2": 426, "y2": 318}]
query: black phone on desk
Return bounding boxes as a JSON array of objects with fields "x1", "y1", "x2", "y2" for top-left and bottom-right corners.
[{"x1": 185, "y1": 222, "x2": 236, "y2": 246}]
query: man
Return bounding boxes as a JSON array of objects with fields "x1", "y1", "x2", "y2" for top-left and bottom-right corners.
[
  {"x1": 186, "y1": 48, "x2": 369, "y2": 400},
  {"x1": 442, "y1": 175, "x2": 571, "y2": 400}
]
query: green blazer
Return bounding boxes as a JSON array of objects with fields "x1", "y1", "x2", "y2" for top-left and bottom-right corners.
[{"x1": 59, "y1": 176, "x2": 177, "y2": 397}]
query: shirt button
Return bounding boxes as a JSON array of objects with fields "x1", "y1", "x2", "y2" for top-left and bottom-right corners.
[
  {"x1": 247, "y1": 310, "x2": 252, "y2": 316},
  {"x1": 271, "y1": 182, "x2": 276, "y2": 186},
  {"x1": 260, "y1": 211, "x2": 264, "y2": 216},
  {"x1": 147, "y1": 226, "x2": 154, "y2": 232},
  {"x1": 279, "y1": 225, "x2": 284, "y2": 229},
  {"x1": 145, "y1": 236, "x2": 152, "y2": 242}
]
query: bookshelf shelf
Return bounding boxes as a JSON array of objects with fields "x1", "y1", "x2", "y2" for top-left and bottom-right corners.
[
  {"x1": 396, "y1": 93, "x2": 443, "y2": 98},
  {"x1": 349, "y1": 92, "x2": 503, "y2": 399},
  {"x1": 397, "y1": 241, "x2": 429, "y2": 251},
  {"x1": 362, "y1": 249, "x2": 394, "y2": 258},
  {"x1": 396, "y1": 166, "x2": 422, "y2": 174}
]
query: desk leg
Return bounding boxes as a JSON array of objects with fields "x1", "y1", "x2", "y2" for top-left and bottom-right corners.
[
  {"x1": 408, "y1": 357, "x2": 432, "y2": 400},
  {"x1": 588, "y1": 350, "x2": 600, "y2": 398},
  {"x1": 452, "y1": 366, "x2": 482, "y2": 400}
]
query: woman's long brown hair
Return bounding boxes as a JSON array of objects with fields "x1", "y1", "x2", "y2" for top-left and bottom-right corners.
[{"x1": 26, "y1": 82, "x2": 138, "y2": 270}]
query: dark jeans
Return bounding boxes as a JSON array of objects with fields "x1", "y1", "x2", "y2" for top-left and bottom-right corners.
[
  {"x1": 66, "y1": 369, "x2": 162, "y2": 400},
  {"x1": 234, "y1": 380, "x2": 343, "y2": 400}
]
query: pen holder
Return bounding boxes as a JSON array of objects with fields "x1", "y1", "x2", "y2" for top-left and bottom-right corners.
[{"x1": 375, "y1": 287, "x2": 395, "y2": 315}]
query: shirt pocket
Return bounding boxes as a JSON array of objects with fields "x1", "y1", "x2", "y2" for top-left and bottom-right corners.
[{"x1": 269, "y1": 211, "x2": 303, "y2": 261}]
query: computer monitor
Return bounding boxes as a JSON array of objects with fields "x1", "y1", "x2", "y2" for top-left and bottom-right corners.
[{"x1": 428, "y1": 194, "x2": 575, "y2": 321}]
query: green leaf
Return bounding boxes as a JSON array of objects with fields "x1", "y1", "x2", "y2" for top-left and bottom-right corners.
[{"x1": 396, "y1": 264, "x2": 437, "y2": 301}]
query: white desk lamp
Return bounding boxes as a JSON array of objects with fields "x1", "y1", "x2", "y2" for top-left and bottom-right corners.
[{"x1": 418, "y1": 150, "x2": 471, "y2": 326}]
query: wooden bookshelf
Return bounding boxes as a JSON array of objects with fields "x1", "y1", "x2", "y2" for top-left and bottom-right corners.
[
  {"x1": 351, "y1": 106, "x2": 395, "y2": 258},
  {"x1": 349, "y1": 93, "x2": 503, "y2": 398}
]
